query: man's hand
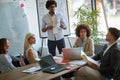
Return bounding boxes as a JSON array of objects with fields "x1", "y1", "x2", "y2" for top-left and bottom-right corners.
[
  {"x1": 87, "y1": 62, "x2": 100, "y2": 70},
  {"x1": 47, "y1": 26, "x2": 53, "y2": 30},
  {"x1": 42, "y1": 27, "x2": 47, "y2": 32},
  {"x1": 60, "y1": 24, "x2": 66, "y2": 29},
  {"x1": 42, "y1": 26, "x2": 53, "y2": 32}
]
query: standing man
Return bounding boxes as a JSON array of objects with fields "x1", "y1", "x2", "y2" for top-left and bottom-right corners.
[
  {"x1": 42, "y1": 0, "x2": 66, "y2": 56},
  {"x1": 74, "y1": 27, "x2": 120, "y2": 80}
]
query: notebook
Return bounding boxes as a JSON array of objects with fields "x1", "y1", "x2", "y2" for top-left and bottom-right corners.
[
  {"x1": 39, "y1": 54, "x2": 66, "y2": 74},
  {"x1": 22, "y1": 66, "x2": 41, "y2": 74},
  {"x1": 62, "y1": 47, "x2": 83, "y2": 60}
]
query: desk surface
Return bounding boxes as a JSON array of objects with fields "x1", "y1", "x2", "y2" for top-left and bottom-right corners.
[{"x1": 0, "y1": 63, "x2": 80, "y2": 80}]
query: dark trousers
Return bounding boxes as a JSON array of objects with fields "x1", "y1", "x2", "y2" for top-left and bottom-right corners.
[
  {"x1": 62, "y1": 71, "x2": 74, "y2": 78},
  {"x1": 48, "y1": 38, "x2": 65, "y2": 56}
]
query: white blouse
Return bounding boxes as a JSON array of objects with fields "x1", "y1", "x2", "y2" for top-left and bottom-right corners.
[
  {"x1": 25, "y1": 47, "x2": 39, "y2": 64},
  {"x1": 0, "y1": 54, "x2": 16, "y2": 73}
]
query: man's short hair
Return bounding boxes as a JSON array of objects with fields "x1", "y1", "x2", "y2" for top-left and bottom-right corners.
[
  {"x1": 46, "y1": 0, "x2": 57, "y2": 9},
  {"x1": 109, "y1": 27, "x2": 120, "y2": 40}
]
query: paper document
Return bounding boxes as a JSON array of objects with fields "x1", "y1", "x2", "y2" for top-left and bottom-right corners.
[
  {"x1": 22, "y1": 66, "x2": 41, "y2": 73},
  {"x1": 81, "y1": 51, "x2": 100, "y2": 67},
  {"x1": 69, "y1": 60, "x2": 87, "y2": 66}
]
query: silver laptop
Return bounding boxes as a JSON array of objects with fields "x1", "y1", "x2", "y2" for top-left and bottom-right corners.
[
  {"x1": 39, "y1": 54, "x2": 66, "y2": 74},
  {"x1": 62, "y1": 47, "x2": 83, "y2": 60}
]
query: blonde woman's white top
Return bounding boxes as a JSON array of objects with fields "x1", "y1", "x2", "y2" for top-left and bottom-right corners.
[{"x1": 25, "y1": 47, "x2": 39, "y2": 64}]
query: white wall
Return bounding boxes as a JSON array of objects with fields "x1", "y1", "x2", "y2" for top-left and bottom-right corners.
[
  {"x1": 0, "y1": 0, "x2": 41, "y2": 56},
  {"x1": 0, "y1": 0, "x2": 12, "y2": 3},
  {"x1": 23, "y1": 0, "x2": 41, "y2": 51},
  {"x1": 0, "y1": 0, "x2": 76, "y2": 56}
]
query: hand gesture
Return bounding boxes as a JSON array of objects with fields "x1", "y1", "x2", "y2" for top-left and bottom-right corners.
[
  {"x1": 60, "y1": 24, "x2": 66, "y2": 29},
  {"x1": 47, "y1": 26, "x2": 53, "y2": 30}
]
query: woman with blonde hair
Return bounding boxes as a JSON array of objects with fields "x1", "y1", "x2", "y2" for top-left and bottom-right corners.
[{"x1": 24, "y1": 33, "x2": 39, "y2": 64}]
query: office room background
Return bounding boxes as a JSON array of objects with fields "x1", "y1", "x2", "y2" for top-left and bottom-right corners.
[
  {"x1": 0, "y1": 0, "x2": 119, "y2": 56},
  {"x1": 0, "y1": 0, "x2": 74, "y2": 57}
]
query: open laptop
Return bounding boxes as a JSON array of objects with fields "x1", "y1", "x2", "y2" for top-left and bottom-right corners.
[
  {"x1": 39, "y1": 54, "x2": 66, "y2": 74},
  {"x1": 62, "y1": 47, "x2": 83, "y2": 60}
]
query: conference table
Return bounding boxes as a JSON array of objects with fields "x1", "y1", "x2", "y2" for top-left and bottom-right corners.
[{"x1": 0, "y1": 57, "x2": 87, "y2": 80}]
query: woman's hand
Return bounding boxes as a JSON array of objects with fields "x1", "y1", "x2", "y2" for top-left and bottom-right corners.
[
  {"x1": 74, "y1": 38, "x2": 80, "y2": 47},
  {"x1": 18, "y1": 57, "x2": 26, "y2": 66}
]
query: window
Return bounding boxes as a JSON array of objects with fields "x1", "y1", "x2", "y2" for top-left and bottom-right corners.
[
  {"x1": 67, "y1": 0, "x2": 119, "y2": 40},
  {"x1": 67, "y1": 0, "x2": 92, "y2": 34},
  {"x1": 96, "y1": 0, "x2": 120, "y2": 36}
]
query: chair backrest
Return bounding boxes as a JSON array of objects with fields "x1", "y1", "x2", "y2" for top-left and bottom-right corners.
[
  {"x1": 94, "y1": 44, "x2": 104, "y2": 54},
  {"x1": 24, "y1": 58, "x2": 29, "y2": 65}
]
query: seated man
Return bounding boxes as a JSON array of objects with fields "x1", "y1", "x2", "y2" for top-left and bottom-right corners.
[{"x1": 74, "y1": 27, "x2": 120, "y2": 80}]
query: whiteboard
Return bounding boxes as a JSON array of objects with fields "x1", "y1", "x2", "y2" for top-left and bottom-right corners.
[
  {"x1": 36, "y1": 0, "x2": 70, "y2": 38},
  {"x1": 0, "y1": 2, "x2": 29, "y2": 56}
]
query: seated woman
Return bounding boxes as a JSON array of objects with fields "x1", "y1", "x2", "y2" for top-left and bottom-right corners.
[
  {"x1": 73, "y1": 23, "x2": 94, "y2": 56},
  {"x1": 62, "y1": 23, "x2": 94, "y2": 80},
  {"x1": 23, "y1": 33, "x2": 39, "y2": 64},
  {"x1": 0, "y1": 38, "x2": 16, "y2": 73}
]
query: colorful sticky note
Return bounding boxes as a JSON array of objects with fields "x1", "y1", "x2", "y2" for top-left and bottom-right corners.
[
  {"x1": 23, "y1": 13, "x2": 27, "y2": 18},
  {"x1": 20, "y1": 3, "x2": 25, "y2": 8}
]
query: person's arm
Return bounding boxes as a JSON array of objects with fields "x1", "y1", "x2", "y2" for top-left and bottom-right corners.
[
  {"x1": 42, "y1": 26, "x2": 53, "y2": 32},
  {"x1": 99, "y1": 48, "x2": 120, "y2": 77},
  {"x1": 42, "y1": 26, "x2": 47, "y2": 32},
  {"x1": 92, "y1": 44, "x2": 107, "y2": 60},
  {"x1": 42, "y1": 15, "x2": 53, "y2": 32},
  {"x1": 28, "y1": 49, "x2": 37, "y2": 63},
  {"x1": 84, "y1": 39, "x2": 94, "y2": 56},
  {"x1": 92, "y1": 51, "x2": 102, "y2": 60},
  {"x1": 87, "y1": 62, "x2": 100, "y2": 70},
  {"x1": 73, "y1": 38, "x2": 80, "y2": 47},
  {"x1": 60, "y1": 23, "x2": 66, "y2": 29},
  {"x1": 59, "y1": 14, "x2": 67, "y2": 30},
  {"x1": 2, "y1": 54, "x2": 16, "y2": 70},
  {"x1": 81, "y1": 51, "x2": 100, "y2": 70},
  {"x1": 41, "y1": 15, "x2": 48, "y2": 32}
]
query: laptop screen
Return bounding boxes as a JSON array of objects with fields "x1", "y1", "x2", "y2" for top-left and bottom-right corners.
[
  {"x1": 62, "y1": 47, "x2": 83, "y2": 60},
  {"x1": 39, "y1": 54, "x2": 55, "y2": 69}
]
